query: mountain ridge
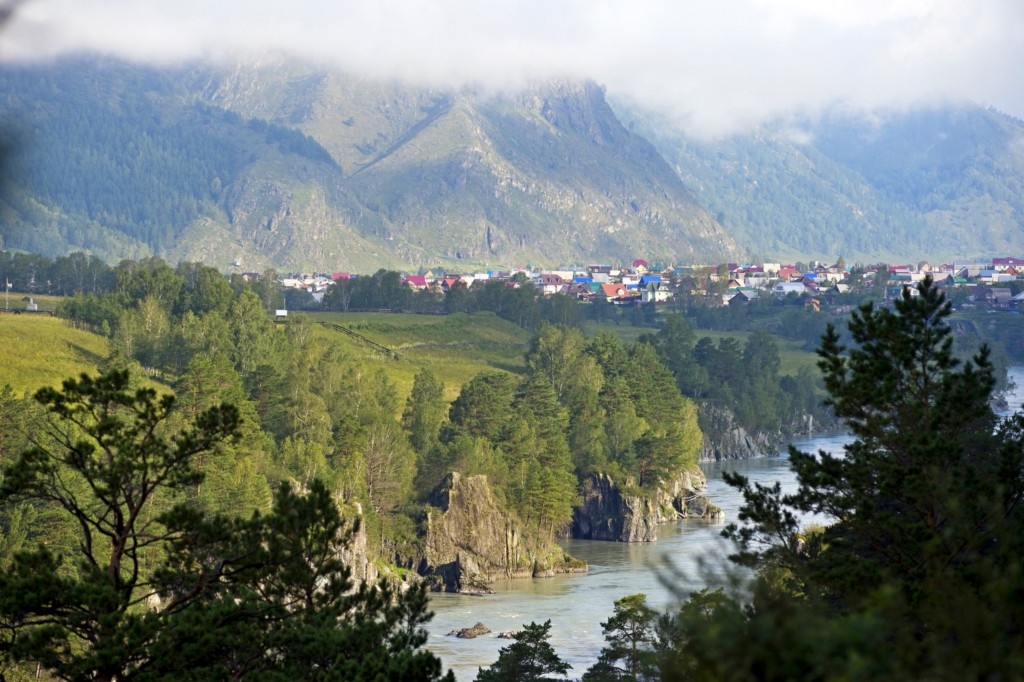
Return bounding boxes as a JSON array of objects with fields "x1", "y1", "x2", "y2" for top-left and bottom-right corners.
[{"x1": 2, "y1": 56, "x2": 1022, "y2": 269}]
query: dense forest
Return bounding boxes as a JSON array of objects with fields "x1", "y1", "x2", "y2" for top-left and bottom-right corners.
[
  {"x1": 615, "y1": 101, "x2": 1024, "y2": 261},
  {"x1": 4, "y1": 258, "x2": 1024, "y2": 677}
]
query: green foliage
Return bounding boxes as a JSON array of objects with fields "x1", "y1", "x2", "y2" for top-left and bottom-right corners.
[
  {"x1": 0, "y1": 61, "x2": 341, "y2": 262},
  {"x1": 475, "y1": 620, "x2": 570, "y2": 682},
  {"x1": 660, "y1": 277, "x2": 1024, "y2": 680},
  {"x1": 583, "y1": 593, "x2": 659, "y2": 681},
  {"x1": 0, "y1": 370, "x2": 449, "y2": 681},
  {"x1": 651, "y1": 314, "x2": 834, "y2": 440},
  {"x1": 403, "y1": 368, "x2": 447, "y2": 456}
]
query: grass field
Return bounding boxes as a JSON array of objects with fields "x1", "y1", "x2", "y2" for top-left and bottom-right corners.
[
  {"x1": 1, "y1": 293, "x2": 64, "y2": 312},
  {"x1": 0, "y1": 315, "x2": 109, "y2": 396},
  {"x1": 307, "y1": 311, "x2": 532, "y2": 402}
]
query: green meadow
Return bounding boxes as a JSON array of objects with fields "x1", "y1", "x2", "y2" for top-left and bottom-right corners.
[
  {"x1": 0, "y1": 315, "x2": 109, "y2": 396},
  {"x1": 307, "y1": 311, "x2": 532, "y2": 402}
]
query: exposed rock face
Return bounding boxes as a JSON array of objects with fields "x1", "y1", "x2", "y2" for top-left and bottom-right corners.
[
  {"x1": 423, "y1": 473, "x2": 586, "y2": 593},
  {"x1": 571, "y1": 469, "x2": 722, "y2": 542},
  {"x1": 448, "y1": 623, "x2": 491, "y2": 639},
  {"x1": 698, "y1": 403, "x2": 782, "y2": 462}
]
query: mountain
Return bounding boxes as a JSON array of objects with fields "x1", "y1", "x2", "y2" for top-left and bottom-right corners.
[
  {"x1": 0, "y1": 57, "x2": 741, "y2": 270},
  {"x1": 613, "y1": 101, "x2": 1024, "y2": 262},
  {"x1": 3, "y1": 56, "x2": 1023, "y2": 269}
]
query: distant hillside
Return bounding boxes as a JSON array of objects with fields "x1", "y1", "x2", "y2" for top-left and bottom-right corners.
[
  {"x1": 0, "y1": 57, "x2": 741, "y2": 270},
  {"x1": 614, "y1": 101, "x2": 1024, "y2": 262}
]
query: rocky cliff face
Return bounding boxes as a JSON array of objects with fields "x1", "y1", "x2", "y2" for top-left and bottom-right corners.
[
  {"x1": 698, "y1": 403, "x2": 782, "y2": 462},
  {"x1": 571, "y1": 469, "x2": 722, "y2": 542},
  {"x1": 422, "y1": 472, "x2": 585, "y2": 593}
]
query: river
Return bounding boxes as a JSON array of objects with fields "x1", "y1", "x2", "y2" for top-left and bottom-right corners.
[{"x1": 425, "y1": 367, "x2": 1024, "y2": 680}]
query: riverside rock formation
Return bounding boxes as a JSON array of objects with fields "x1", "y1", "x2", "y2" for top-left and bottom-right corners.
[
  {"x1": 422, "y1": 473, "x2": 586, "y2": 593},
  {"x1": 571, "y1": 469, "x2": 722, "y2": 542},
  {"x1": 697, "y1": 403, "x2": 782, "y2": 462}
]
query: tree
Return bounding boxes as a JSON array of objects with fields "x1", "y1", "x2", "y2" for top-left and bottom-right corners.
[
  {"x1": 0, "y1": 370, "x2": 450, "y2": 681},
  {"x1": 228, "y1": 288, "x2": 275, "y2": 373},
  {"x1": 475, "y1": 620, "x2": 570, "y2": 682},
  {"x1": 583, "y1": 594, "x2": 658, "y2": 681},
  {"x1": 0, "y1": 371, "x2": 239, "y2": 680},
  {"x1": 445, "y1": 372, "x2": 517, "y2": 442},
  {"x1": 664, "y1": 277, "x2": 1024, "y2": 680},
  {"x1": 402, "y1": 368, "x2": 447, "y2": 456}
]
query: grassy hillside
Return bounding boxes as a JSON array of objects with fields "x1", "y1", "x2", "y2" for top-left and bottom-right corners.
[
  {"x1": 0, "y1": 315, "x2": 109, "y2": 396},
  {"x1": 307, "y1": 311, "x2": 532, "y2": 401}
]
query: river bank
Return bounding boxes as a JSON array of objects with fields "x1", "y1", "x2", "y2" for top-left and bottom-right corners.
[{"x1": 424, "y1": 432, "x2": 852, "y2": 679}]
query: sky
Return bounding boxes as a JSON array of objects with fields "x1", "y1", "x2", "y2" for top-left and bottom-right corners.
[{"x1": 2, "y1": 0, "x2": 1023, "y2": 137}]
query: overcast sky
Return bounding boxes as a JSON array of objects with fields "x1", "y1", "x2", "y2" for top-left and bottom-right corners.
[{"x1": 2, "y1": 0, "x2": 1023, "y2": 136}]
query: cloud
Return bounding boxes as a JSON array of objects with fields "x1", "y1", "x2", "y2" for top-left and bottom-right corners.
[{"x1": 3, "y1": 0, "x2": 1023, "y2": 136}]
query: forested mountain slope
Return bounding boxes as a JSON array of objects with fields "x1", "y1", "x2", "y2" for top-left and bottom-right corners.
[
  {"x1": 0, "y1": 57, "x2": 741, "y2": 269},
  {"x1": 615, "y1": 101, "x2": 1024, "y2": 262},
  {"x1": 3, "y1": 56, "x2": 1022, "y2": 268}
]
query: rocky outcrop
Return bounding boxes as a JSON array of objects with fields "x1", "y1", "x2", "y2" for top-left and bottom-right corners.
[
  {"x1": 698, "y1": 403, "x2": 782, "y2": 461},
  {"x1": 448, "y1": 623, "x2": 491, "y2": 639},
  {"x1": 571, "y1": 469, "x2": 722, "y2": 542},
  {"x1": 422, "y1": 473, "x2": 586, "y2": 593}
]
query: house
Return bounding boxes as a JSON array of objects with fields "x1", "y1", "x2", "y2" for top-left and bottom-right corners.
[
  {"x1": 993, "y1": 257, "x2": 1024, "y2": 271},
  {"x1": 536, "y1": 273, "x2": 567, "y2": 295},
  {"x1": 440, "y1": 277, "x2": 465, "y2": 292},
  {"x1": 989, "y1": 288, "x2": 1013, "y2": 306},
  {"x1": 600, "y1": 283, "x2": 629, "y2": 302},
  {"x1": 777, "y1": 266, "x2": 799, "y2": 282},
  {"x1": 642, "y1": 281, "x2": 672, "y2": 303},
  {"x1": 774, "y1": 282, "x2": 806, "y2": 298},
  {"x1": 727, "y1": 290, "x2": 758, "y2": 306},
  {"x1": 404, "y1": 275, "x2": 428, "y2": 290}
]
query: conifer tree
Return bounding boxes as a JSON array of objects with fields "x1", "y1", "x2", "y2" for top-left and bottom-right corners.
[
  {"x1": 0, "y1": 370, "x2": 450, "y2": 681},
  {"x1": 475, "y1": 620, "x2": 570, "y2": 682},
  {"x1": 583, "y1": 594, "x2": 659, "y2": 682},
  {"x1": 664, "y1": 277, "x2": 1024, "y2": 680}
]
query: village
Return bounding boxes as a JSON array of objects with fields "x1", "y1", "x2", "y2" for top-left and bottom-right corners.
[{"x1": 274, "y1": 256, "x2": 1024, "y2": 312}]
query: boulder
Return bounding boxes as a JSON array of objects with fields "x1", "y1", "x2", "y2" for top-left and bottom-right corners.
[{"x1": 448, "y1": 622, "x2": 491, "y2": 639}]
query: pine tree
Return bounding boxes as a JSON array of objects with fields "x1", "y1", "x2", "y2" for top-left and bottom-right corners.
[
  {"x1": 665, "y1": 277, "x2": 1024, "y2": 680},
  {"x1": 403, "y1": 368, "x2": 447, "y2": 456},
  {"x1": 583, "y1": 594, "x2": 659, "y2": 682},
  {"x1": 475, "y1": 620, "x2": 570, "y2": 682},
  {"x1": 0, "y1": 370, "x2": 451, "y2": 681}
]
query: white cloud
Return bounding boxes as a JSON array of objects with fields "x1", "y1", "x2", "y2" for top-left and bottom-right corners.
[{"x1": 2, "y1": 0, "x2": 1022, "y2": 136}]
